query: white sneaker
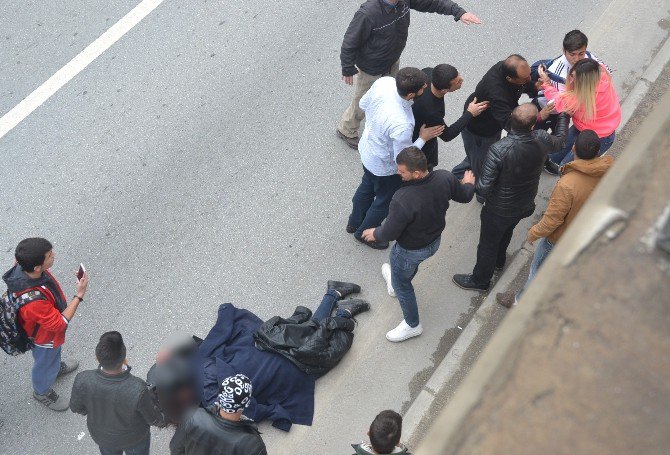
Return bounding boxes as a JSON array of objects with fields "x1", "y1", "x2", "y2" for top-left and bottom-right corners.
[
  {"x1": 386, "y1": 320, "x2": 423, "y2": 342},
  {"x1": 381, "y1": 263, "x2": 396, "y2": 297}
]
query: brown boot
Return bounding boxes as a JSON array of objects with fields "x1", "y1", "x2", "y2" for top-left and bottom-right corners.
[{"x1": 336, "y1": 129, "x2": 359, "y2": 150}]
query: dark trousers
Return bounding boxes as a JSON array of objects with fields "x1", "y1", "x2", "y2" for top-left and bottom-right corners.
[
  {"x1": 312, "y1": 290, "x2": 350, "y2": 321},
  {"x1": 472, "y1": 206, "x2": 527, "y2": 286},
  {"x1": 348, "y1": 165, "x2": 402, "y2": 237},
  {"x1": 452, "y1": 128, "x2": 501, "y2": 179},
  {"x1": 99, "y1": 434, "x2": 150, "y2": 455}
]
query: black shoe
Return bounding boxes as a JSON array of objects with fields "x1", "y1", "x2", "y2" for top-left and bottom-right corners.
[
  {"x1": 544, "y1": 159, "x2": 560, "y2": 176},
  {"x1": 354, "y1": 234, "x2": 389, "y2": 250},
  {"x1": 327, "y1": 280, "x2": 361, "y2": 298},
  {"x1": 495, "y1": 262, "x2": 505, "y2": 272},
  {"x1": 345, "y1": 225, "x2": 357, "y2": 234},
  {"x1": 336, "y1": 129, "x2": 359, "y2": 150},
  {"x1": 476, "y1": 194, "x2": 485, "y2": 204},
  {"x1": 452, "y1": 274, "x2": 489, "y2": 291},
  {"x1": 337, "y1": 299, "x2": 370, "y2": 317}
]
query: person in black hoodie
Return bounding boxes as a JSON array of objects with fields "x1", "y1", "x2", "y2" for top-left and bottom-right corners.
[
  {"x1": 70, "y1": 331, "x2": 166, "y2": 455},
  {"x1": 170, "y1": 374, "x2": 267, "y2": 455},
  {"x1": 452, "y1": 104, "x2": 569, "y2": 291},
  {"x1": 336, "y1": 0, "x2": 481, "y2": 149},
  {"x1": 451, "y1": 55, "x2": 537, "y2": 188},
  {"x1": 411, "y1": 64, "x2": 489, "y2": 171},
  {"x1": 362, "y1": 147, "x2": 475, "y2": 342}
]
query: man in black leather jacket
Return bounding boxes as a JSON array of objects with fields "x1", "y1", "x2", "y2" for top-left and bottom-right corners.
[
  {"x1": 169, "y1": 374, "x2": 267, "y2": 455},
  {"x1": 453, "y1": 104, "x2": 569, "y2": 291}
]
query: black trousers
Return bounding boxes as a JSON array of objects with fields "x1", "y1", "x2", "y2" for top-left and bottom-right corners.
[{"x1": 472, "y1": 206, "x2": 528, "y2": 286}]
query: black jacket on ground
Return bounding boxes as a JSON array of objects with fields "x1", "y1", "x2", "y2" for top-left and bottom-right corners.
[
  {"x1": 412, "y1": 67, "x2": 473, "y2": 167},
  {"x1": 253, "y1": 306, "x2": 354, "y2": 375},
  {"x1": 476, "y1": 113, "x2": 570, "y2": 218},
  {"x1": 70, "y1": 367, "x2": 165, "y2": 450},
  {"x1": 169, "y1": 405, "x2": 267, "y2": 455},
  {"x1": 464, "y1": 61, "x2": 537, "y2": 138},
  {"x1": 374, "y1": 170, "x2": 475, "y2": 249},
  {"x1": 340, "y1": 0, "x2": 465, "y2": 77}
]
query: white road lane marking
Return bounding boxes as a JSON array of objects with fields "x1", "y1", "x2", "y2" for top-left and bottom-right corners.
[{"x1": 0, "y1": 0, "x2": 165, "y2": 140}]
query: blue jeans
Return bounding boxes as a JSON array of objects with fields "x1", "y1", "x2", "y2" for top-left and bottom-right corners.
[
  {"x1": 312, "y1": 290, "x2": 350, "y2": 321},
  {"x1": 32, "y1": 345, "x2": 62, "y2": 395},
  {"x1": 548, "y1": 125, "x2": 616, "y2": 165},
  {"x1": 348, "y1": 166, "x2": 402, "y2": 237},
  {"x1": 452, "y1": 128, "x2": 501, "y2": 179},
  {"x1": 390, "y1": 237, "x2": 441, "y2": 328},
  {"x1": 516, "y1": 238, "x2": 554, "y2": 301},
  {"x1": 99, "y1": 434, "x2": 150, "y2": 455}
]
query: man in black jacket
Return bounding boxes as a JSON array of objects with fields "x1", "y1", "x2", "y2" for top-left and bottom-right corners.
[
  {"x1": 336, "y1": 0, "x2": 481, "y2": 149},
  {"x1": 70, "y1": 331, "x2": 165, "y2": 455},
  {"x1": 453, "y1": 104, "x2": 569, "y2": 291},
  {"x1": 452, "y1": 55, "x2": 536, "y2": 186},
  {"x1": 362, "y1": 147, "x2": 475, "y2": 341},
  {"x1": 412, "y1": 64, "x2": 489, "y2": 171},
  {"x1": 169, "y1": 374, "x2": 267, "y2": 455}
]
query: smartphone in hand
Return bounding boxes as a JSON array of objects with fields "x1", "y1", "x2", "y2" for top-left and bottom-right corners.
[{"x1": 77, "y1": 263, "x2": 86, "y2": 281}]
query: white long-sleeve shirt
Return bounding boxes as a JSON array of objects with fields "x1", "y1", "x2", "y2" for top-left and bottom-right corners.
[{"x1": 358, "y1": 77, "x2": 425, "y2": 176}]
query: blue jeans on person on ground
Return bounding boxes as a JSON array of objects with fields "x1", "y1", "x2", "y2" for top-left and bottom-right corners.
[
  {"x1": 452, "y1": 128, "x2": 501, "y2": 179},
  {"x1": 32, "y1": 345, "x2": 62, "y2": 395},
  {"x1": 548, "y1": 125, "x2": 616, "y2": 165},
  {"x1": 515, "y1": 238, "x2": 554, "y2": 302},
  {"x1": 99, "y1": 434, "x2": 151, "y2": 455},
  {"x1": 348, "y1": 166, "x2": 402, "y2": 238},
  {"x1": 312, "y1": 290, "x2": 349, "y2": 321},
  {"x1": 390, "y1": 237, "x2": 441, "y2": 328}
]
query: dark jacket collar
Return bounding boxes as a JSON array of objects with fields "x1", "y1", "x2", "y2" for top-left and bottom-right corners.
[
  {"x1": 3, "y1": 263, "x2": 49, "y2": 293},
  {"x1": 204, "y1": 404, "x2": 262, "y2": 434},
  {"x1": 378, "y1": 0, "x2": 403, "y2": 13},
  {"x1": 400, "y1": 170, "x2": 435, "y2": 188},
  {"x1": 96, "y1": 366, "x2": 133, "y2": 381}
]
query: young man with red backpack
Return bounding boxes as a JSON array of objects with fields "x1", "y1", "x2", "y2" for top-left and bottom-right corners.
[{"x1": 2, "y1": 237, "x2": 89, "y2": 411}]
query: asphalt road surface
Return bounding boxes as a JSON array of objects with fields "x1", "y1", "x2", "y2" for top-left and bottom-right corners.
[{"x1": 1, "y1": 0, "x2": 666, "y2": 453}]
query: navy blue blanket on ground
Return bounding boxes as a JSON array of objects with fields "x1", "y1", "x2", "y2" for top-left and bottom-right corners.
[{"x1": 195, "y1": 303, "x2": 315, "y2": 431}]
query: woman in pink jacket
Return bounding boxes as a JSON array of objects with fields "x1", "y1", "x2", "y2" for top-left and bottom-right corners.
[{"x1": 540, "y1": 58, "x2": 621, "y2": 168}]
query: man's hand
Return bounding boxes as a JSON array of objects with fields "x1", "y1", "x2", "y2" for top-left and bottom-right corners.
[
  {"x1": 362, "y1": 228, "x2": 376, "y2": 242},
  {"x1": 467, "y1": 97, "x2": 489, "y2": 117},
  {"x1": 537, "y1": 65, "x2": 550, "y2": 85},
  {"x1": 539, "y1": 100, "x2": 555, "y2": 121},
  {"x1": 419, "y1": 124, "x2": 446, "y2": 141},
  {"x1": 342, "y1": 75, "x2": 354, "y2": 85},
  {"x1": 75, "y1": 272, "x2": 89, "y2": 298},
  {"x1": 461, "y1": 170, "x2": 475, "y2": 185},
  {"x1": 459, "y1": 12, "x2": 481, "y2": 25},
  {"x1": 526, "y1": 231, "x2": 536, "y2": 245}
]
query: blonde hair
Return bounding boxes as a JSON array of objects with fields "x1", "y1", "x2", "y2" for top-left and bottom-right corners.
[{"x1": 561, "y1": 59, "x2": 603, "y2": 121}]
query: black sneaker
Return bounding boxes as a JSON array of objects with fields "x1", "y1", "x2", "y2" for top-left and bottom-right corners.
[
  {"x1": 354, "y1": 234, "x2": 389, "y2": 250},
  {"x1": 33, "y1": 389, "x2": 69, "y2": 412},
  {"x1": 452, "y1": 274, "x2": 489, "y2": 291},
  {"x1": 345, "y1": 225, "x2": 357, "y2": 234},
  {"x1": 544, "y1": 159, "x2": 560, "y2": 176},
  {"x1": 337, "y1": 299, "x2": 370, "y2": 317},
  {"x1": 327, "y1": 280, "x2": 361, "y2": 298}
]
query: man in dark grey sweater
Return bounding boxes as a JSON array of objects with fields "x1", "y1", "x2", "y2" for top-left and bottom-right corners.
[
  {"x1": 70, "y1": 331, "x2": 165, "y2": 455},
  {"x1": 362, "y1": 147, "x2": 475, "y2": 342}
]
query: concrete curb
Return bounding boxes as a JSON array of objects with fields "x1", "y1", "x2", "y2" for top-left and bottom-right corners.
[{"x1": 402, "y1": 34, "x2": 670, "y2": 446}]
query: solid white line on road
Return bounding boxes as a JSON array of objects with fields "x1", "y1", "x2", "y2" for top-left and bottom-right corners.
[{"x1": 0, "y1": 0, "x2": 165, "y2": 140}]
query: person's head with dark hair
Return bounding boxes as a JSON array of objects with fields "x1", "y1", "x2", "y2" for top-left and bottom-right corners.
[
  {"x1": 563, "y1": 30, "x2": 589, "y2": 65},
  {"x1": 369, "y1": 410, "x2": 403, "y2": 454},
  {"x1": 96, "y1": 331, "x2": 127, "y2": 371},
  {"x1": 15, "y1": 237, "x2": 54, "y2": 273},
  {"x1": 396, "y1": 67, "x2": 427, "y2": 99},
  {"x1": 509, "y1": 103, "x2": 538, "y2": 132},
  {"x1": 502, "y1": 54, "x2": 531, "y2": 86},
  {"x1": 574, "y1": 129, "x2": 601, "y2": 160},
  {"x1": 432, "y1": 64, "x2": 462, "y2": 92},
  {"x1": 396, "y1": 146, "x2": 428, "y2": 181}
]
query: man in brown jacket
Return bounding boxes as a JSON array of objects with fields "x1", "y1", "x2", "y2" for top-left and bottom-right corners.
[{"x1": 497, "y1": 130, "x2": 614, "y2": 308}]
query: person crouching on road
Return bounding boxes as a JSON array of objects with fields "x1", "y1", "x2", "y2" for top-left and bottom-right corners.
[
  {"x1": 70, "y1": 331, "x2": 166, "y2": 455},
  {"x1": 452, "y1": 104, "x2": 570, "y2": 292},
  {"x1": 3, "y1": 237, "x2": 89, "y2": 411},
  {"x1": 169, "y1": 374, "x2": 267, "y2": 455},
  {"x1": 362, "y1": 147, "x2": 475, "y2": 342}
]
